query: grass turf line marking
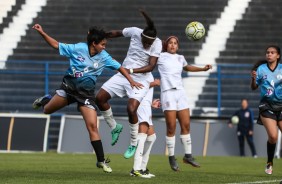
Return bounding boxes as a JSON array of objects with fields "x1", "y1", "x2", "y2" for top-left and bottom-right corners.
[{"x1": 227, "y1": 179, "x2": 281, "y2": 184}]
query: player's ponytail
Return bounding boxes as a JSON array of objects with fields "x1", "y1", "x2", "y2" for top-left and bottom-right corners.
[
  {"x1": 252, "y1": 60, "x2": 267, "y2": 71},
  {"x1": 140, "y1": 10, "x2": 157, "y2": 38}
]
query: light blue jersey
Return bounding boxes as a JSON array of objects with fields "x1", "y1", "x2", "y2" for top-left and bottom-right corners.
[
  {"x1": 59, "y1": 42, "x2": 121, "y2": 84},
  {"x1": 256, "y1": 63, "x2": 282, "y2": 104}
]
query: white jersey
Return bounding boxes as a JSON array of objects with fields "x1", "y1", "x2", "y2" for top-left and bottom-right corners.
[
  {"x1": 157, "y1": 52, "x2": 188, "y2": 92},
  {"x1": 121, "y1": 27, "x2": 162, "y2": 79}
]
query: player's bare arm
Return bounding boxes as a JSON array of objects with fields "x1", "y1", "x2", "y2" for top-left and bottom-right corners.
[
  {"x1": 106, "y1": 30, "x2": 123, "y2": 38},
  {"x1": 251, "y1": 70, "x2": 258, "y2": 90},
  {"x1": 184, "y1": 64, "x2": 212, "y2": 72},
  {"x1": 32, "y1": 24, "x2": 59, "y2": 49},
  {"x1": 130, "y1": 56, "x2": 158, "y2": 74}
]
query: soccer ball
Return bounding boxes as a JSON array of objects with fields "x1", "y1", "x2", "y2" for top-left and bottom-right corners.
[
  {"x1": 185, "y1": 21, "x2": 205, "y2": 41},
  {"x1": 231, "y1": 116, "x2": 239, "y2": 124}
]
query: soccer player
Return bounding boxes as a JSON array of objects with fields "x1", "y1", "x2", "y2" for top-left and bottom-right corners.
[
  {"x1": 157, "y1": 36, "x2": 212, "y2": 171},
  {"x1": 130, "y1": 79, "x2": 160, "y2": 178},
  {"x1": 95, "y1": 10, "x2": 162, "y2": 159},
  {"x1": 251, "y1": 45, "x2": 282, "y2": 175},
  {"x1": 32, "y1": 24, "x2": 142, "y2": 173}
]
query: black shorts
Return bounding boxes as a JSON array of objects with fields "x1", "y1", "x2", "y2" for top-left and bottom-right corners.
[
  {"x1": 58, "y1": 76, "x2": 97, "y2": 110},
  {"x1": 257, "y1": 101, "x2": 282, "y2": 125}
]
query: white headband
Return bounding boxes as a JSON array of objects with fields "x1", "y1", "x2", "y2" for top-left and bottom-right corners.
[{"x1": 141, "y1": 32, "x2": 156, "y2": 40}]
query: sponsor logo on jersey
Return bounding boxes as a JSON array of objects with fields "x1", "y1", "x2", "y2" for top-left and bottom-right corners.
[
  {"x1": 77, "y1": 56, "x2": 85, "y2": 62},
  {"x1": 266, "y1": 87, "x2": 273, "y2": 96}
]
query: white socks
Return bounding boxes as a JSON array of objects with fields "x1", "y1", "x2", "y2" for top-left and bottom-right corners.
[
  {"x1": 129, "y1": 123, "x2": 139, "y2": 146},
  {"x1": 180, "y1": 134, "x2": 192, "y2": 154},
  {"x1": 134, "y1": 133, "x2": 157, "y2": 171},
  {"x1": 140, "y1": 133, "x2": 156, "y2": 171},
  {"x1": 166, "y1": 136, "x2": 175, "y2": 156},
  {"x1": 100, "y1": 108, "x2": 116, "y2": 130},
  {"x1": 133, "y1": 133, "x2": 147, "y2": 171}
]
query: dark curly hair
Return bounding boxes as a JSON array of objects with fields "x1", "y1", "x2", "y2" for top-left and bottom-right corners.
[{"x1": 87, "y1": 26, "x2": 107, "y2": 46}]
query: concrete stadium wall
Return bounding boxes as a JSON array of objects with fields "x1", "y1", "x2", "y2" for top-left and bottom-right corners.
[{"x1": 57, "y1": 115, "x2": 273, "y2": 158}]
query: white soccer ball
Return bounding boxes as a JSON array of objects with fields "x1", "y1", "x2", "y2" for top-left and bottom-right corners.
[
  {"x1": 185, "y1": 21, "x2": 205, "y2": 41},
  {"x1": 231, "y1": 116, "x2": 239, "y2": 124}
]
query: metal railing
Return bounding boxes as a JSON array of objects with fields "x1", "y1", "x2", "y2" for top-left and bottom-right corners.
[{"x1": 0, "y1": 60, "x2": 255, "y2": 117}]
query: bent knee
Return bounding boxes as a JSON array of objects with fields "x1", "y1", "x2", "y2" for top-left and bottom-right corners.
[
  {"x1": 268, "y1": 136, "x2": 278, "y2": 144},
  {"x1": 88, "y1": 125, "x2": 99, "y2": 133},
  {"x1": 167, "y1": 129, "x2": 176, "y2": 136}
]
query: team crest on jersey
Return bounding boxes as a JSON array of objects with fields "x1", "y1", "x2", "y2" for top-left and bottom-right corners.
[
  {"x1": 93, "y1": 62, "x2": 99, "y2": 68},
  {"x1": 244, "y1": 111, "x2": 250, "y2": 118},
  {"x1": 77, "y1": 56, "x2": 85, "y2": 62}
]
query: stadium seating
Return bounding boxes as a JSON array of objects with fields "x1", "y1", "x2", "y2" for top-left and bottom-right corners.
[
  {"x1": 3, "y1": 0, "x2": 282, "y2": 149},
  {"x1": 0, "y1": 0, "x2": 229, "y2": 149},
  {"x1": 194, "y1": 0, "x2": 282, "y2": 117}
]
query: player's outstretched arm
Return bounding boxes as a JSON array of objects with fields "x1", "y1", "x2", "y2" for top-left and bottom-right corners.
[
  {"x1": 118, "y1": 66, "x2": 143, "y2": 89},
  {"x1": 32, "y1": 24, "x2": 59, "y2": 49},
  {"x1": 130, "y1": 56, "x2": 158, "y2": 74},
  {"x1": 106, "y1": 30, "x2": 123, "y2": 38},
  {"x1": 184, "y1": 64, "x2": 212, "y2": 72}
]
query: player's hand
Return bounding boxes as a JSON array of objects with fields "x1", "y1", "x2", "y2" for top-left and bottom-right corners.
[
  {"x1": 152, "y1": 99, "x2": 161, "y2": 109},
  {"x1": 203, "y1": 64, "x2": 212, "y2": 71},
  {"x1": 32, "y1": 24, "x2": 43, "y2": 33},
  {"x1": 251, "y1": 70, "x2": 257, "y2": 80},
  {"x1": 150, "y1": 79, "x2": 160, "y2": 87},
  {"x1": 249, "y1": 130, "x2": 253, "y2": 135},
  {"x1": 130, "y1": 81, "x2": 143, "y2": 89}
]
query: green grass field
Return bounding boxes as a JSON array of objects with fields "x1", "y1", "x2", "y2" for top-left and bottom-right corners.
[{"x1": 0, "y1": 152, "x2": 281, "y2": 184}]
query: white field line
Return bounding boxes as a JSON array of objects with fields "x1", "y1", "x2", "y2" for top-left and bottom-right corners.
[{"x1": 227, "y1": 179, "x2": 281, "y2": 184}]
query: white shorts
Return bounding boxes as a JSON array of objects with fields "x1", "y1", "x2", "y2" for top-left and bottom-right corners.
[
  {"x1": 137, "y1": 87, "x2": 154, "y2": 125},
  {"x1": 161, "y1": 88, "x2": 189, "y2": 111},
  {"x1": 101, "y1": 73, "x2": 150, "y2": 102}
]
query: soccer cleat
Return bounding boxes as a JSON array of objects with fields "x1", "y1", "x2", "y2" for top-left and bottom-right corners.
[
  {"x1": 124, "y1": 145, "x2": 137, "y2": 159},
  {"x1": 130, "y1": 169, "x2": 151, "y2": 178},
  {"x1": 183, "y1": 156, "x2": 200, "y2": 168},
  {"x1": 169, "y1": 156, "x2": 180, "y2": 171},
  {"x1": 142, "y1": 168, "x2": 155, "y2": 177},
  {"x1": 111, "y1": 123, "x2": 123, "y2": 146},
  {"x1": 96, "y1": 158, "x2": 112, "y2": 173},
  {"x1": 32, "y1": 94, "x2": 52, "y2": 109},
  {"x1": 265, "y1": 162, "x2": 273, "y2": 175}
]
